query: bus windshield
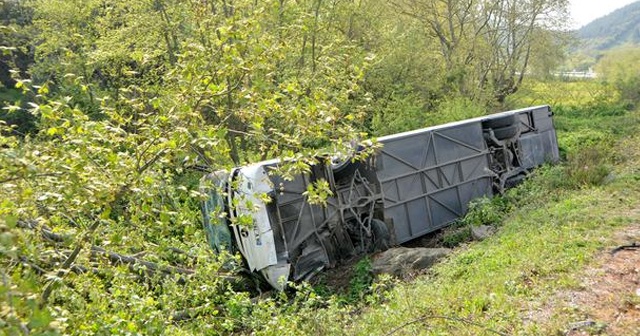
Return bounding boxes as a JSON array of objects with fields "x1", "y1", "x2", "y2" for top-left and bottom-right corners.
[{"x1": 201, "y1": 171, "x2": 233, "y2": 254}]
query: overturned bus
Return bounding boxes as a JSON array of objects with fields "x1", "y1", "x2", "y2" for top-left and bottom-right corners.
[{"x1": 200, "y1": 105, "x2": 560, "y2": 290}]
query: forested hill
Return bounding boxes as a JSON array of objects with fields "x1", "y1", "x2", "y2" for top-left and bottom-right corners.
[{"x1": 577, "y1": 1, "x2": 640, "y2": 51}]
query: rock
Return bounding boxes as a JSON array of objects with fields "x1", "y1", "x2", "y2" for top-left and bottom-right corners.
[
  {"x1": 603, "y1": 172, "x2": 616, "y2": 184},
  {"x1": 471, "y1": 225, "x2": 495, "y2": 241},
  {"x1": 372, "y1": 247, "x2": 451, "y2": 277}
]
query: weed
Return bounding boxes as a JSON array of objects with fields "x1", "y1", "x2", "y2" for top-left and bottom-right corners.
[
  {"x1": 565, "y1": 147, "x2": 612, "y2": 187},
  {"x1": 441, "y1": 226, "x2": 472, "y2": 247},
  {"x1": 347, "y1": 257, "x2": 373, "y2": 302},
  {"x1": 440, "y1": 197, "x2": 512, "y2": 247},
  {"x1": 462, "y1": 197, "x2": 511, "y2": 227}
]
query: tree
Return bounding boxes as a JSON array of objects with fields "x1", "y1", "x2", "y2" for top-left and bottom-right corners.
[
  {"x1": 1, "y1": 1, "x2": 374, "y2": 332},
  {"x1": 390, "y1": 0, "x2": 570, "y2": 104},
  {"x1": 596, "y1": 46, "x2": 640, "y2": 104},
  {"x1": 0, "y1": 0, "x2": 36, "y2": 134},
  {"x1": 0, "y1": 0, "x2": 33, "y2": 89}
]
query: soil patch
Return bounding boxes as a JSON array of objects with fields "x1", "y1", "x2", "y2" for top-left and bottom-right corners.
[
  {"x1": 538, "y1": 226, "x2": 640, "y2": 336},
  {"x1": 310, "y1": 255, "x2": 365, "y2": 294}
]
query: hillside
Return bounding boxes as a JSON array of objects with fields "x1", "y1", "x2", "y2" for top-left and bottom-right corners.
[{"x1": 577, "y1": 1, "x2": 640, "y2": 52}]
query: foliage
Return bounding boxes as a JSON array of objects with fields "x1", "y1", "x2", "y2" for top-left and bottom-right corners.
[
  {"x1": 440, "y1": 226, "x2": 472, "y2": 248},
  {"x1": 1, "y1": 1, "x2": 36, "y2": 135},
  {"x1": 392, "y1": 0, "x2": 570, "y2": 103},
  {"x1": 0, "y1": 0, "x2": 34, "y2": 88},
  {"x1": 24, "y1": 0, "x2": 372, "y2": 163},
  {"x1": 425, "y1": 96, "x2": 487, "y2": 126},
  {"x1": 369, "y1": 92, "x2": 428, "y2": 136},
  {"x1": 360, "y1": 0, "x2": 572, "y2": 136},
  {"x1": 0, "y1": 87, "x2": 34, "y2": 134},
  {"x1": 462, "y1": 197, "x2": 511, "y2": 228},
  {"x1": 596, "y1": 46, "x2": 640, "y2": 105},
  {"x1": 1, "y1": 1, "x2": 375, "y2": 333},
  {"x1": 506, "y1": 79, "x2": 619, "y2": 108},
  {"x1": 347, "y1": 257, "x2": 374, "y2": 302},
  {"x1": 371, "y1": 95, "x2": 488, "y2": 136},
  {"x1": 564, "y1": 147, "x2": 613, "y2": 187},
  {"x1": 441, "y1": 196, "x2": 511, "y2": 248}
]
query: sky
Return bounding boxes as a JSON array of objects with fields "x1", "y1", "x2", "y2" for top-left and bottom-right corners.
[{"x1": 570, "y1": 0, "x2": 639, "y2": 29}]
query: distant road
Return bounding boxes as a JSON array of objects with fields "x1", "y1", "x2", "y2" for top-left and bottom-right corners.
[{"x1": 553, "y1": 71, "x2": 598, "y2": 79}]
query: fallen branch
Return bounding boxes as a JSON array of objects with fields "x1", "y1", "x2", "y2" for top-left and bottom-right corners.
[
  {"x1": 611, "y1": 242, "x2": 639, "y2": 255},
  {"x1": 17, "y1": 219, "x2": 65, "y2": 243},
  {"x1": 41, "y1": 219, "x2": 100, "y2": 306},
  {"x1": 0, "y1": 173, "x2": 62, "y2": 185},
  {"x1": 18, "y1": 254, "x2": 103, "y2": 281},
  {"x1": 16, "y1": 219, "x2": 246, "y2": 285},
  {"x1": 384, "y1": 315, "x2": 509, "y2": 336},
  {"x1": 90, "y1": 246, "x2": 194, "y2": 275},
  {"x1": 17, "y1": 219, "x2": 194, "y2": 275}
]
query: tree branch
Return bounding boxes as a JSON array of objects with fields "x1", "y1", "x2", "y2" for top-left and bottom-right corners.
[
  {"x1": 40, "y1": 219, "x2": 100, "y2": 306},
  {"x1": 0, "y1": 173, "x2": 61, "y2": 185},
  {"x1": 385, "y1": 314, "x2": 508, "y2": 336}
]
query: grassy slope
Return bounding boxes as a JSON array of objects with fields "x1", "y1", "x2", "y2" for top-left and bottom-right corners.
[
  {"x1": 344, "y1": 85, "x2": 640, "y2": 335},
  {"x1": 251, "y1": 81, "x2": 640, "y2": 336},
  {"x1": 347, "y1": 182, "x2": 639, "y2": 335}
]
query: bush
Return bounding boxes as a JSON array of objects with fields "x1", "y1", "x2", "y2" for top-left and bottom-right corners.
[
  {"x1": 370, "y1": 96, "x2": 488, "y2": 136},
  {"x1": 441, "y1": 226, "x2": 472, "y2": 247},
  {"x1": 423, "y1": 96, "x2": 487, "y2": 126},
  {"x1": 461, "y1": 197, "x2": 511, "y2": 227},
  {"x1": 370, "y1": 92, "x2": 429, "y2": 136},
  {"x1": 529, "y1": 147, "x2": 612, "y2": 191},
  {"x1": 441, "y1": 196, "x2": 511, "y2": 247},
  {"x1": 596, "y1": 46, "x2": 640, "y2": 105},
  {"x1": 347, "y1": 257, "x2": 374, "y2": 302},
  {"x1": 558, "y1": 129, "x2": 614, "y2": 157},
  {"x1": 565, "y1": 147, "x2": 612, "y2": 187}
]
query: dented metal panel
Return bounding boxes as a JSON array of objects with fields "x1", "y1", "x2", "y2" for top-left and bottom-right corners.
[
  {"x1": 376, "y1": 120, "x2": 493, "y2": 244},
  {"x1": 266, "y1": 161, "x2": 383, "y2": 281}
]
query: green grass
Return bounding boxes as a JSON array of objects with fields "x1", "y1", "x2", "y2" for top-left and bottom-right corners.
[
  {"x1": 507, "y1": 79, "x2": 619, "y2": 108},
  {"x1": 345, "y1": 183, "x2": 638, "y2": 335}
]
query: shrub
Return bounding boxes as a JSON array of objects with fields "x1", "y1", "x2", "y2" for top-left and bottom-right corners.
[
  {"x1": 441, "y1": 226, "x2": 472, "y2": 247},
  {"x1": 441, "y1": 196, "x2": 512, "y2": 247},
  {"x1": 565, "y1": 147, "x2": 612, "y2": 187},
  {"x1": 558, "y1": 129, "x2": 614, "y2": 156},
  {"x1": 347, "y1": 257, "x2": 374, "y2": 302},
  {"x1": 461, "y1": 197, "x2": 511, "y2": 227},
  {"x1": 423, "y1": 96, "x2": 487, "y2": 126}
]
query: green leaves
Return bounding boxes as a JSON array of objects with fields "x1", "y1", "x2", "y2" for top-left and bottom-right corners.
[
  {"x1": 0, "y1": 0, "x2": 380, "y2": 333},
  {"x1": 302, "y1": 178, "x2": 333, "y2": 206}
]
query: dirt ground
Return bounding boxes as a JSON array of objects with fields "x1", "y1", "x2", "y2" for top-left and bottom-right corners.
[{"x1": 550, "y1": 226, "x2": 640, "y2": 336}]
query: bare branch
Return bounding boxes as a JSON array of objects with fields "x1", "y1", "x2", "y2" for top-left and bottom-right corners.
[{"x1": 385, "y1": 314, "x2": 509, "y2": 336}]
